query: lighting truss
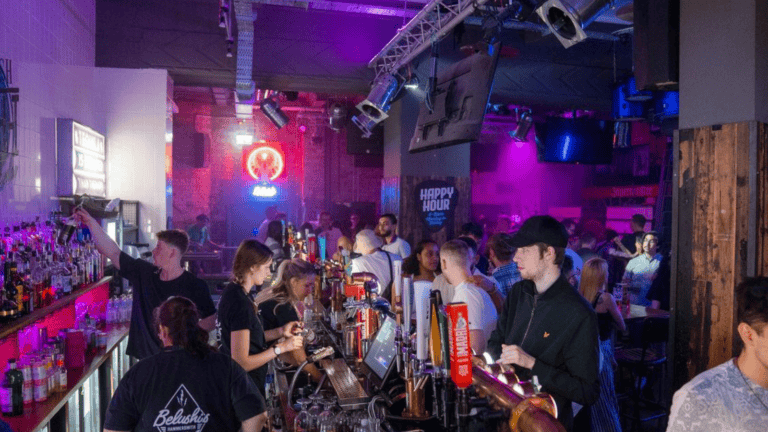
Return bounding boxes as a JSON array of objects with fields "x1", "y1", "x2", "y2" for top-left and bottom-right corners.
[{"x1": 368, "y1": 0, "x2": 493, "y2": 81}]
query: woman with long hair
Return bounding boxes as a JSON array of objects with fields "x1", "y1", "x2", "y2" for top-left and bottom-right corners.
[
  {"x1": 254, "y1": 258, "x2": 323, "y2": 380},
  {"x1": 401, "y1": 240, "x2": 440, "y2": 282},
  {"x1": 579, "y1": 258, "x2": 626, "y2": 432},
  {"x1": 217, "y1": 240, "x2": 304, "y2": 397},
  {"x1": 105, "y1": 296, "x2": 267, "y2": 432}
]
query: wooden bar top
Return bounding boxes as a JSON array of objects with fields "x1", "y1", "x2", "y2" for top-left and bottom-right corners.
[{"x1": 0, "y1": 325, "x2": 129, "y2": 432}]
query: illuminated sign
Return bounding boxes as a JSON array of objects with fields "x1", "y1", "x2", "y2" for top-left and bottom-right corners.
[
  {"x1": 246, "y1": 146, "x2": 284, "y2": 181},
  {"x1": 252, "y1": 183, "x2": 278, "y2": 198}
]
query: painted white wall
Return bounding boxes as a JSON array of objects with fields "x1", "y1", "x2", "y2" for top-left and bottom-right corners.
[{"x1": 96, "y1": 68, "x2": 169, "y2": 246}]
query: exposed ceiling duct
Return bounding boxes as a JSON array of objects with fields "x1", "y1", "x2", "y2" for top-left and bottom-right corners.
[
  {"x1": 536, "y1": 0, "x2": 617, "y2": 48},
  {"x1": 234, "y1": 0, "x2": 256, "y2": 102}
]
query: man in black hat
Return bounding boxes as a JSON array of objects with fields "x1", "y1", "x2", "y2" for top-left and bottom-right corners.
[{"x1": 486, "y1": 215, "x2": 600, "y2": 431}]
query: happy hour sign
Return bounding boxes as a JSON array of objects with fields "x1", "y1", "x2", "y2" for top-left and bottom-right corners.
[{"x1": 415, "y1": 179, "x2": 459, "y2": 234}]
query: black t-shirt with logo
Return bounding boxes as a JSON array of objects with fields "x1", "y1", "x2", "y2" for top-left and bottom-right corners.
[
  {"x1": 217, "y1": 282, "x2": 268, "y2": 395},
  {"x1": 119, "y1": 253, "x2": 217, "y2": 360},
  {"x1": 104, "y1": 347, "x2": 265, "y2": 432},
  {"x1": 258, "y1": 299, "x2": 300, "y2": 331}
]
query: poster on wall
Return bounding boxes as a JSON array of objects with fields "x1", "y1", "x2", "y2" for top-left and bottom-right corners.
[{"x1": 415, "y1": 179, "x2": 459, "y2": 234}]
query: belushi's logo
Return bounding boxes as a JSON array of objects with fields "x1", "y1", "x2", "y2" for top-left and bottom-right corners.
[{"x1": 153, "y1": 384, "x2": 210, "y2": 431}]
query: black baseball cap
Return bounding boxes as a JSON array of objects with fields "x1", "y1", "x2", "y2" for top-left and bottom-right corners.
[{"x1": 509, "y1": 215, "x2": 569, "y2": 248}]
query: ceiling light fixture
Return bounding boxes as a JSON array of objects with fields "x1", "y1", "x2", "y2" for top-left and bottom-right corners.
[
  {"x1": 352, "y1": 74, "x2": 402, "y2": 137},
  {"x1": 536, "y1": 0, "x2": 613, "y2": 48},
  {"x1": 260, "y1": 98, "x2": 289, "y2": 129},
  {"x1": 328, "y1": 103, "x2": 347, "y2": 132},
  {"x1": 509, "y1": 111, "x2": 534, "y2": 141}
]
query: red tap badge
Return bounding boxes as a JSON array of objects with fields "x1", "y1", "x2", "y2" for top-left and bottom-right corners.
[{"x1": 447, "y1": 303, "x2": 472, "y2": 389}]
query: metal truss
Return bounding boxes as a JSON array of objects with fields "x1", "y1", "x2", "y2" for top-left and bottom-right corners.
[{"x1": 369, "y1": 0, "x2": 493, "y2": 81}]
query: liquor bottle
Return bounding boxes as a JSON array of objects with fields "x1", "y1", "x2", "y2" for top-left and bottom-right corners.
[{"x1": 1, "y1": 359, "x2": 24, "y2": 416}]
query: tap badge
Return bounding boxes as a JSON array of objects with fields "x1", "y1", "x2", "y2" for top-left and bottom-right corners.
[
  {"x1": 447, "y1": 303, "x2": 472, "y2": 389},
  {"x1": 153, "y1": 384, "x2": 210, "y2": 431}
]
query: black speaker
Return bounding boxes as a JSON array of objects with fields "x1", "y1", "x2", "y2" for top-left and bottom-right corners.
[
  {"x1": 346, "y1": 124, "x2": 383, "y2": 155},
  {"x1": 191, "y1": 132, "x2": 210, "y2": 168},
  {"x1": 634, "y1": 0, "x2": 679, "y2": 90}
]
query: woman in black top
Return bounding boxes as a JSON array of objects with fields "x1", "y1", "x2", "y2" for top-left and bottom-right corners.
[
  {"x1": 254, "y1": 258, "x2": 323, "y2": 381},
  {"x1": 105, "y1": 296, "x2": 267, "y2": 432},
  {"x1": 217, "y1": 240, "x2": 304, "y2": 396},
  {"x1": 401, "y1": 240, "x2": 440, "y2": 282},
  {"x1": 578, "y1": 258, "x2": 626, "y2": 432}
]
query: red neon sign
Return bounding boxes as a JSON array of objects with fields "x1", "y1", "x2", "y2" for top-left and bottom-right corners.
[{"x1": 246, "y1": 146, "x2": 284, "y2": 181}]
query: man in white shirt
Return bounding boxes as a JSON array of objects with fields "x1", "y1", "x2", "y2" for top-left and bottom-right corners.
[
  {"x1": 350, "y1": 229, "x2": 402, "y2": 299},
  {"x1": 377, "y1": 214, "x2": 411, "y2": 259},
  {"x1": 622, "y1": 231, "x2": 662, "y2": 306},
  {"x1": 667, "y1": 277, "x2": 768, "y2": 432},
  {"x1": 315, "y1": 211, "x2": 344, "y2": 260},
  {"x1": 440, "y1": 239, "x2": 498, "y2": 354},
  {"x1": 433, "y1": 236, "x2": 503, "y2": 313}
]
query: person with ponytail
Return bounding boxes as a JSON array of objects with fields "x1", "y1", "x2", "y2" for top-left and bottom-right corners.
[
  {"x1": 105, "y1": 296, "x2": 267, "y2": 432},
  {"x1": 255, "y1": 258, "x2": 323, "y2": 380},
  {"x1": 217, "y1": 239, "x2": 304, "y2": 397}
]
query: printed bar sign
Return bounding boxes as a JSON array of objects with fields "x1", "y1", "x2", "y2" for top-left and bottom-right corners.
[
  {"x1": 415, "y1": 179, "x2": 459, "y2": 233},
  {"x1": 72, "y1": 121, "x2": 106, "y2": 197},
  {"x1": 447, "y1": 302, "x2": 472, "y2": 389}
]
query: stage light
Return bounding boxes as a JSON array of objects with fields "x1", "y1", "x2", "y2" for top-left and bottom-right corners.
[
  {"x1": 509, "y1": 111, "x2": 534, "y2": 141},
  {"x1": 405, "y1": 75, "x2": 420, "y2": 90},
  {"x1": 328, "y1": 103, "x2": 347, "y2": 131},
  {"x1": 536, "y1": 0, "x2": 612, "y2": 49},
  {"x1": 352, "y1": 74, "x2": 401, "y2": 137},
  {"x1": 260, "y1": 98, "x2": 289, "y2": 129}
]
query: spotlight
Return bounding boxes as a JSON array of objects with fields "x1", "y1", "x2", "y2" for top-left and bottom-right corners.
[
  {"x1": 328, "y1": 103, "x2": 347, "y2": 132},
  {"x1": 510, "y1": 111, "x2": 533, "y2": 141},
  {"x1": 536, "y1": 0, "x2": 613, "y2": 49},
  {"x1": 235, "y1": 132, "x2": 254, "y2": 147},
  {"x1": 405, "y1": 75, "x2": 420, "y2": 90},
  {"x1": 352, "y1": 74, "x2": 402, "y2": 136},
  {"x1": 260, "y1": 98, "x2": 289, "y2": 129}
]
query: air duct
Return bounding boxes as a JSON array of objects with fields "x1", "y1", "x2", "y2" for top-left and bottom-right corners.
[{"x1": 536, "y1": 0, "x2": 613, "y2": 48}]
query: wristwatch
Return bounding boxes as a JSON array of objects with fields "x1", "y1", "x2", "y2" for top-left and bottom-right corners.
[{"x1": 273, "y1": 345, "x2": 282, "y2": 355}]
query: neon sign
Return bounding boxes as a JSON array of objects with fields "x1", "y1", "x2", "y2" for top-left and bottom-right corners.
[
  {"x1": 246, "y1": 146, "x2": 284, "y2": 181},
  {"x1": 252, "y1": 183, "x2": 278, "y2": 198}
]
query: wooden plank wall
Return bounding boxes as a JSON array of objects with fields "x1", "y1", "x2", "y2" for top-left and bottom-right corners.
[
  {"x1": 673, "y1": 121, "x2": 767, "y2": 389},
  {"x1": 393, "y1": 176, "x2": 471, "y2": 248}
]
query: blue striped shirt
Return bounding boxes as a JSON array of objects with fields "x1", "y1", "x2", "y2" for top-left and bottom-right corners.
[{"x1": 492, "y1": 262, "x2": 522, "y2": 298}]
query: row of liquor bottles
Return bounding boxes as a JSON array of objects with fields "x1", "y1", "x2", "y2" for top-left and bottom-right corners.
[{"x1": 0, "y1": 215, "x2": 105, "y2": 323}]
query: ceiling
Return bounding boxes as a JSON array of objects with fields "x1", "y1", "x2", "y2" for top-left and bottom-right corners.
[{"x1": 96, "y1": 0, "x2": 634, "y2": 110}]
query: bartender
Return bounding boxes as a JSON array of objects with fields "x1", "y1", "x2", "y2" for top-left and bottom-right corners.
[{"x1": 486, "y1": 215, "x2": 600, "y2": 431}]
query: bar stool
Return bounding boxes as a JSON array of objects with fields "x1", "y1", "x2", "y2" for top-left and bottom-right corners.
[{"x1": 614, "y1": 316, "x2": 669, "y2": 432}]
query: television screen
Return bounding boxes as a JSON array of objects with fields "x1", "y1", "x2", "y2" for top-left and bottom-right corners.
[
  {"x1": 408, "y1": 42, "x2": 501, "y2": 153},
  {"x1": 537, "y1": 117, "x2": 614, "y2": 164}
]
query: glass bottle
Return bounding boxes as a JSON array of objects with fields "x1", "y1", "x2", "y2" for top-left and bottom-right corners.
[
  {"x1": 1, "y1": 359, "x2": 24, "y2": 416},
  {"x1": 293, "y1": 398, "x2": 312, "y2": 432}
]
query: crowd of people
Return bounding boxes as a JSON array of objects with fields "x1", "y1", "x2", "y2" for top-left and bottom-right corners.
[{"x1": 69, "y1": 206, "x2": 767, "y2": 432}]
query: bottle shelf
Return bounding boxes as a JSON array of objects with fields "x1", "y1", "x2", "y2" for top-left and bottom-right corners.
[{"x1": 0, "y1": 276, "x2": 112, "y2": 340}]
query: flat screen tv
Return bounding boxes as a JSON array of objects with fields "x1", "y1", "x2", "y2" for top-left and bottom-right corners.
[
  {"x1": 408, "y1": 42, "x2": 501, "y2": 153},
  {"x1": 537, "y1": 117, "x2": 614, "y2": 164}
]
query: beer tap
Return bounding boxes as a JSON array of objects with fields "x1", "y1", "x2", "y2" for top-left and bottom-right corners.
[{"x1": 402, "y1": 276, "x2": 430, "y2": 419}]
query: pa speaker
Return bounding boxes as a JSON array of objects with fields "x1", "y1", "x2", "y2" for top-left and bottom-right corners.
[
  {"x1": 346, "y1": 124, "x2": 383, "y2": 155},
  {"x1": 634, "y1": 0, "x2": 679, "y2": 90},
  {"x1": 192, "y1": 132, "x2": 210, "y2": 168}
]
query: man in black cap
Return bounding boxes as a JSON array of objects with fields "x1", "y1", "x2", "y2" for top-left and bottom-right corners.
[{"x1": 486, "y1": 215, "x2": 600, "y2": 431}]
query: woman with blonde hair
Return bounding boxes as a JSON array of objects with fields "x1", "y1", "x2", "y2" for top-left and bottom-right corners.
[
  {"x1": 579, "y1": 257, "x2": 626, "y2": 432},
  {"x1": 217, "y1": 240, "x2": 304, "y2": 397},
  {"x1": 254, "y1": 258, "x2": 323, "y2": 380}
]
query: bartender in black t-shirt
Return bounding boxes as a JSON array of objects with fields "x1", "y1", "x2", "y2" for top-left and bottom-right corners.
[
  {"x1": 75, "y1": 209, "x2": 217, "y2": 360},
  {"x1": 255, "y1": 258, "x2": 323, "y2": 381},
  {"x1": 217, "y1": 240, "x2": 304, "y2": 396},
  {"x1": 105, "y1": 296, "x2": 266, "y2": 432}
]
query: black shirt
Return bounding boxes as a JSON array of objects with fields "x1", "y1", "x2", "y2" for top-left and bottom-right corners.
[
  {"x1": 621, "y1": 231, "x2": 644, "y2": 255},
  {"x1": 104, "y1": 347, "x2": 265, "y2": 432},
  {"x1": 119, "y1": 252, "x2": 217, "y2": 360},
  {"x1": 647, "y1": 254, "x2": 671, "y2": 310},
  {"x1": 258, "y1": 299, "x2": 299, "y2": 331},
  {"x1": 217, "y1": 282, "x2": 268, "y2": 395}
]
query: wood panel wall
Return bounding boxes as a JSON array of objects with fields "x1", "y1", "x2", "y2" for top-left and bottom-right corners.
[
  {"x1": 381, "y1": 176, "x2": 471, "y2": 249},
  {"x1": 672, "y1": 121, "x2": 768, "y2": 389}
]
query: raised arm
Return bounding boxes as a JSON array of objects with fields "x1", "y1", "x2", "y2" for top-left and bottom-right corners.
[{"x1": 74, "y1": 209, "x2": 122, "y2": 269}]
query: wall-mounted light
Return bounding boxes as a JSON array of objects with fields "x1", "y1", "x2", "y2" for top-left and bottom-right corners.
[{"x1": 235, "y1": 132, "x2": 254, "y2": 147}]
